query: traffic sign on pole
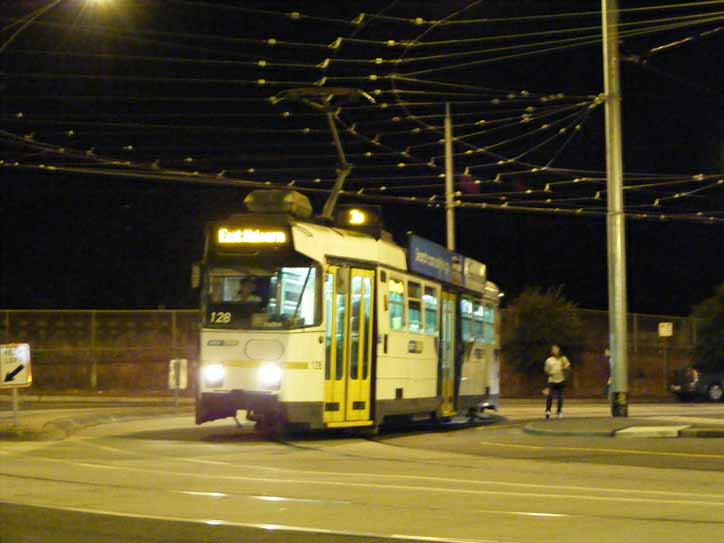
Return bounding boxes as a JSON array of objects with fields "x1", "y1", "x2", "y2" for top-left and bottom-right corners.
[
  {"x1": 0, "y1": 343, "x2": 32, "y2": 388},
  {"x1": 658, "y1": 322, "x2": 673, "y2": 337}
]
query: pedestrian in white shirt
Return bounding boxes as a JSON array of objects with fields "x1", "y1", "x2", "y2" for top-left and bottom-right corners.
[{"x1": 544, "y1": 344, "x2": 571, "y2": 420}]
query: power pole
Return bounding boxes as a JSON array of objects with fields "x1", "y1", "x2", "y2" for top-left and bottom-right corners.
[
  {"x1": 602, "y1": 0, "x2": 629, "y2": 417},
  {"x1": 444, "y1": 103, "x2": 456, "y2": 251}
]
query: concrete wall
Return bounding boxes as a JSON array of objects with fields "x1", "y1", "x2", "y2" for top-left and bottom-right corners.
[{"x1": 0, "y1": 309, "x2": 697, "y2": 397}]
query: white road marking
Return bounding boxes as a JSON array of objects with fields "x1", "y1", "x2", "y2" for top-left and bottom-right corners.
[{"x1": 181, "y1": 458, "x2": 233, "y2": 466}]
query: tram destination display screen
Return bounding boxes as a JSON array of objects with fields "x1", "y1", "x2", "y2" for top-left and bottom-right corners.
[{"x1": 211, "y1": 225, "x2": 291, "y2": 254}]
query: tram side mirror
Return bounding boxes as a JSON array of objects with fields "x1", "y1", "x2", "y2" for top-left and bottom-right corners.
[{"x1": 191, "y1": 262, "x2": 201, "y2": 289}]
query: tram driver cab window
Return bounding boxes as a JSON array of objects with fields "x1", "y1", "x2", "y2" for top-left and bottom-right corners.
[
  {"x1": 206, "y1": 266, "x2": 319, "y2": 329},
  {"x1": 388, "y1": 278, "x2": 405, "y2": 331}
]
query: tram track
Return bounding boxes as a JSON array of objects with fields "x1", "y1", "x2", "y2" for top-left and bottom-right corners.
[{"x1": 4, "y1": 412, "x2": 724, "y2": 543}]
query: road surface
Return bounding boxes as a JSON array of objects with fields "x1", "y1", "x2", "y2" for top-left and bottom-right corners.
[{"x1": 2, "y1": 401, "x2": 724, "y2": 542}]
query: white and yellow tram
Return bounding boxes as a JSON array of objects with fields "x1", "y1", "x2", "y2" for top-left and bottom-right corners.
[{"x1": 196, "y1": 190, "x2": 500, "y2": 432}]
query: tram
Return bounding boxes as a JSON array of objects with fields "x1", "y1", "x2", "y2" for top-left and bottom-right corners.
[{"x1": 195, "y1": 190, "x2": 500, "y2": 432}]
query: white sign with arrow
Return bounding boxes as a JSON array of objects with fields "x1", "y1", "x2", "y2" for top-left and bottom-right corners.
[{"x1": 1, "y1": 343, "x2": 32, "y2": 388}]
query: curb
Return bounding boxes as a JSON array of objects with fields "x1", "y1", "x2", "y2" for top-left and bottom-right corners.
[
  {"x1": 523, "y1": 422, "x2": 724, "y2": 439},
  {"x1": 678, "y1": 427, "x2": 724, "y2": 438},
  {"x1": 0, "y1": 407, "x2": 193, "y2": 442},
  {"x1": 522, "y1": 422, "x2": 614, "y2": 437}
]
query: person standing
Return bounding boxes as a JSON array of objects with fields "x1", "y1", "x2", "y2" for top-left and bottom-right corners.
[{"x1": 544, "y1": 344, "x2": 571, "y2": 420}]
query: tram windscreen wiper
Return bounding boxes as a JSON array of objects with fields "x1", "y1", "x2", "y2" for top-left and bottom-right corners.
[{"x1": 291, "y1": 267, "x2": 313, "y2": 323}]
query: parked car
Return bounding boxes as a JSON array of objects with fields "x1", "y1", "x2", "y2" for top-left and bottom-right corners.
[{"x1": 669, "y1": 365, "x2": 724, "y2": 402}]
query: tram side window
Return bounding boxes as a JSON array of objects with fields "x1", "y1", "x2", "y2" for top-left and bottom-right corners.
[
  {"x1": 389, "y1": 278, "x2": 405, "y2": 330},
  {"x1": 423, "y1": 286, "x2": 438, "y2": 336},
  {"x1": 408, "y1": 281, "x2": 422, "y2": 334},
  {"x1": 460, "y1": 297, "x2": 475, "y2": 342},
  {"x1": 473, "y1": 302, "x2": 485, "y2": 342},
  {"x1": 484, "y1": 303, "x2": 496, "y2": 344}
]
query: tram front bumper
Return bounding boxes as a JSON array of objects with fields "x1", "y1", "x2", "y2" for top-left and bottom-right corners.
[
  {"x1": 196, "y1": 391, "x2": 323, "y2": 428},
  {"x1": 196, "y1": 390, "x2": 279, "y2": 425}
]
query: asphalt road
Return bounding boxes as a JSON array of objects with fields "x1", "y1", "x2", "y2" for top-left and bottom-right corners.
[{"x1": 2, "y1": 401, "x2": 724, "y2": 543}]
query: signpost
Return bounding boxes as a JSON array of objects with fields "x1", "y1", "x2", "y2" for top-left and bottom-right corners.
[
  {"x1": 168, "y1": 358, "x2": 188, "y2": 408},
  {"x1": 1, "y1": 343, "x2": 32, "y2": 426},
  {"x1": 659, "y1": 322, "x2": 674, "y2": 388}
]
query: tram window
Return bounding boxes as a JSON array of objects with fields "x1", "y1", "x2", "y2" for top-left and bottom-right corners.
[
  {"x1": 389, "y1": 278, "x2": 405, "y2": 330},
  {"x1": 334, "y1": 290, "x2": 347, "y2": 381},
  {"x1": 460, "y1": 297, "x2": 474, "y2": 342},
  {"x1": 324, "y1": 274, "x2": 334, "y2": 380},
  {"x1": 423, "y1": 286, "x2": 438, "y2": 336},
  {"x1": 362, "y1": 276, "x2": 372, "y2": 379},
  {"x1": 484, "y1": 303, "x2": 496, "y2": 344},
  {"x1": 206, "y1": 265, "x2": 319, "y2": 329},
  {"x1": 473, "y1": 302, "x2": 485, "y2": 342},
  {"x1": 350, "y1": 275, "x2": 364, "y2": 379},
  {"x1": 408, "y1": 281, "x2": 422, "y2": 334},
  {"x1": 268, "y1": 267, "x2": 318, "y2": 326}
]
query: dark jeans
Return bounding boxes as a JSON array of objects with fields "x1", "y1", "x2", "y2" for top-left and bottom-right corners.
[{"x1": 546, "y1": 381, "x2": 566, "y2": 413}]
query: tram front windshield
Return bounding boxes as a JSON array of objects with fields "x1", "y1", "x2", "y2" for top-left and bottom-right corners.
[{"x1": 205, "y1": 265, "x2": 319, "y2": 329}]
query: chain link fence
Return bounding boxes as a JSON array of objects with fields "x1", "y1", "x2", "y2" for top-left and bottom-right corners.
[
  {"x1": 1, "y1": 308, "x2": 699, "y2": 396},
  {"x1": 500, "y1": 309, "x2": 699, "y2": 397},
  {"x1": 0, "y1": 310, "x2": 198, "y2": 391}
]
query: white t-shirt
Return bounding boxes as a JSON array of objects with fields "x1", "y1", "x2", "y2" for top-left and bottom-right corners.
[{"x1": 545, "y1": 355, "x2": 571, "y2": 383}]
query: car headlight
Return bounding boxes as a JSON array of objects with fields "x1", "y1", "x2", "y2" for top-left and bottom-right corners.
[
  {"x1": 258, "y1": 363, "x2": 282, "y2": 390},
  {"x1": 203, "y1": 364, "x2": 225, "y2": 387}
]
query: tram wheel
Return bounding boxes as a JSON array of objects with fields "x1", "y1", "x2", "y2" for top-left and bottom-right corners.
[
  {"x1": 360, "y1": 424, "x2": 380, "y2": 437},
  {"x1": 255, "y1": 414, "x2": 287, "y2": 439}
]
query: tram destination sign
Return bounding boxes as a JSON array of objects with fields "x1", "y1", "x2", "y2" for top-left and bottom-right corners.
[
  {"x1": 408, "y1": 236, "x2": 486, "y2": 293},
  {"x1": 216, "y1": 227, "x2": 288, "y2": 245},
  {"x1": 0, "y1": 343, "x2": 32, "y2": 388}
]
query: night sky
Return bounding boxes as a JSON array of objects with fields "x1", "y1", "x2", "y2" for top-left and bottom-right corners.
[{"x1": 1, "y1": 1, "x2": 722, "y2": 315}]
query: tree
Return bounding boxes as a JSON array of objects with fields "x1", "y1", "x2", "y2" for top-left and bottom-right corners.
[
  {"x1": 502, "y1": 287, "x2": 585, "y2": 374},
  {"x1": 691, "y1": 283, "x2": 724, "y2": 369}
]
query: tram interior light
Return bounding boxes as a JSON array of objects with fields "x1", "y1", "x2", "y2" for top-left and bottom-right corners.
[
  {"x1": 203, "y1": 364, "x2": 225, "y2": 387},
  {"x1": 258, "y1": 363, "x2": 283, "y2": 389}
]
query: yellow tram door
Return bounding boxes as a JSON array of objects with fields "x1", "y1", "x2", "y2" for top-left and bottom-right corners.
[
  {"x1": 323, "y1": 266, "x2": 374, "y2": 427},
  {"x1": 440, "y1": 290, "x2": 457, "y2": 417}
]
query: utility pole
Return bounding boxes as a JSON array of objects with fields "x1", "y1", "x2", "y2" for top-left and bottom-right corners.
[
  {"x1": 602, "y1": 0, "x2": 629, "y2": 417},
  {"x1": 444, "y1": 103, "x2": 456, "y2": 251}
]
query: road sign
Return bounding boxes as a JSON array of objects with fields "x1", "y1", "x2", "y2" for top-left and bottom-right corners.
[
  {"x1": 658, "y1": 322, "x2": 673, "y2": 338},
  {"x1": 0, "y1": 343, "x2": 31, "y2": 388},
  {"x1": 168, "y1": 358, "x2": 188, "y2": 390}
]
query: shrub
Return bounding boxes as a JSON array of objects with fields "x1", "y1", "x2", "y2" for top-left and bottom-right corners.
[
  {"x1": 691, "y1": 283, "x2": 724, "y2": 369},
  {"x1": 502, "y1": 286, "x2": 585, "y2": 374}
]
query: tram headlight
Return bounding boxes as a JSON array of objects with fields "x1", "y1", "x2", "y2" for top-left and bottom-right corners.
[
  {"x1": 258, "y1": 363, "x2": 282, "y2": 390},
  {"x1": 203, "y1": 364, "x2": 225, "y2": 388}
]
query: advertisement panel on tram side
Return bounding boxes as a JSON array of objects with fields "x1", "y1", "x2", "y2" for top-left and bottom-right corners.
[{"x1": 407, "y1": 235, "x2": 486, "y2": 294}]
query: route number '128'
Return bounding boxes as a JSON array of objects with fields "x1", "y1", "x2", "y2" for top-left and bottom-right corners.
[{"x1": 210, "y1": 312, "x2": 231, "y2": 324}]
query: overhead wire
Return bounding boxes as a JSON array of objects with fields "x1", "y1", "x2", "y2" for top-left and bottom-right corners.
[{"x1": 364, "y1": 0, "x2": 724, "y2": 26}]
